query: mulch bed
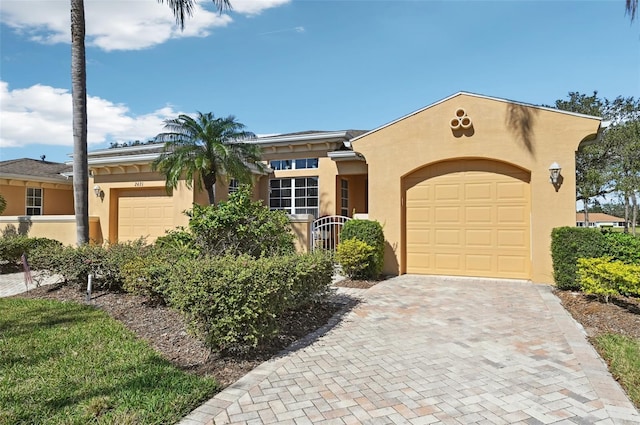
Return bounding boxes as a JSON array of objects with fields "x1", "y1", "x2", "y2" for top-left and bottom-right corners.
[{"x1": 554, "y1": 289, "x2": 640, "y2": 340}]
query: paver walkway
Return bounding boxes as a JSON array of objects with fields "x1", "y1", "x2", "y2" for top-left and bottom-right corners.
[
  {"x1": 0, "y1": 271, "x2": 61, "y2": 297},
  {"x1": 180, "y1": 275, "x2": 640, "y2": 425}
]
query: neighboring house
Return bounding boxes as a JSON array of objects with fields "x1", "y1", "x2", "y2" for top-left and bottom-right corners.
[
  {"x1": 0, "y1": 158, "x2": 74, "y2": 216},
  {"x1": 576, "y1": 213, "x2": 626, "y2": 228},
  {"x1": 0, "y1": 158, "x2": 77, "y2": 244}
]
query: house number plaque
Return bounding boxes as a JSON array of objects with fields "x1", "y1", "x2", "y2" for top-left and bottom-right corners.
[{"x1": 134, "y1": 181, "x2": 144, "y2": 187}]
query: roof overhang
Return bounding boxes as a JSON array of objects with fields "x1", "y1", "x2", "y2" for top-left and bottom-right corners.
[
  {"x1": 0, "y1": 172, "x2": 73, "y2": 185},
  {"x1": 327, "y1": 151, "x2": 365, "y2": 162}
]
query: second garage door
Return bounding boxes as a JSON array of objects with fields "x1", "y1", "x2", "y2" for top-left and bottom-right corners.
[
  {"x1": 117, "y1": 188, "x2": 174, "y2": 242},
  {"x1": 405, "y1": 159, "x2": 531, "y2": 279}
]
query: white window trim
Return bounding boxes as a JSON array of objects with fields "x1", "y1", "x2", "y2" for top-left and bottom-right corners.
[
  {"x1": 269, "y1": 177, "x2": 319, "y2": 217},
  {"x1": 26, "y1": 187, "x2": 43, "y2": 216},
  {"x1": 269, "y1": 158, "x2": 319, "y2": 171}
]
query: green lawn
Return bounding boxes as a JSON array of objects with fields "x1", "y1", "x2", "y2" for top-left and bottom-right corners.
[
  {"x1": 0, "y1": 298, "x2": 218, "y2": 425},
  {"x1": 593, "y1": 333, "x2": 640, "y2": 408}
]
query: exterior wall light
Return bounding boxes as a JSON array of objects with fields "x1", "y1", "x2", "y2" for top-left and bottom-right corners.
[
  {"x1": 93, "y1": 185, "x2": 102, "y2": 197},
  {"x1": 549, "y1": 162, "x2": 561, "y2": 184}
]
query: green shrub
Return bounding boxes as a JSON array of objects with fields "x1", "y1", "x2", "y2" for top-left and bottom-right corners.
[
  {"x1": 578, "y1": 257, "x2": 640, "y2": 301},
  {"x1": 155, "y1": 228, "x2": 199, "y2": 257},
  {"x1": 121, "y1": 245, "x2": 177, "y2": 302},
  {"x1": 551, "y1": 227, "x2": 607, "y2": 290},
  {"x1": 29, "y1": 239, "x2": 148, "y2": 290},
  {"x1": 339, "y1": 219, "x2": 385, "y2": 278},
  {"x1": 335, "y1": 239, "x2": 376, "y2": 279},
  {"x1": 186, "y1": 186, "x2": 295, "y2": 258},
  {"x1": 165, "y1": 252, "x2": 333, "y2": 353},
  {"x1": 0, "y1": 236, "x2": 62, "y2": 273},
  {"x1": 603, "y1": 232, "x2": 640, "y2": 264}
]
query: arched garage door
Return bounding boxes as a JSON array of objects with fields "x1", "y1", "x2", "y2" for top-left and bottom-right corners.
[
  {"x1": 404, "y1": 159, "x2": 531, "y2": 279},
  {"x1": 117, "y1": 188, "x2": 174, "y2": 242}
]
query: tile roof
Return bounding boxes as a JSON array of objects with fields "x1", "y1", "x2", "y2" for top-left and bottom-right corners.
[
  {"x1": 0, "y1": 158, "x2": 72, "y2": 182},
  {"x1": 576, "y1": 212, "x2": 625, "y2": 223}
]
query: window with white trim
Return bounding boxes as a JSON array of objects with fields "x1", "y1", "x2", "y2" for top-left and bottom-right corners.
[
  {"x1": 270, "y1": 158, "x2": 319, "y2": 170},
  {"x1": 269, "y1": 177, "x2": 319, "y2": 217},
  {"x1": 340, "y1": 179, "x2": 349, "y2": 217},
  {"x1": 26, "y1": 187, "x2": 43, "y2": 216},
  {"x1": 228, "y1": 179, "x2": 239, "y2": 194}
]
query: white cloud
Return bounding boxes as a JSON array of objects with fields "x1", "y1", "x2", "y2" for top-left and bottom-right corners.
[
  {"x1": 0, "y1": 81, "x2": 178, "y2": 149},
  {"x1": 0, "y1": 0, "x2": 291, "y2": 51},
  {"x1": 231, "y1": 0, "x2": 290, "y2": 16}
]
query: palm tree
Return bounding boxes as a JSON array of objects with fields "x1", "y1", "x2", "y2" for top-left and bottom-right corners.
[
  {"x1": 627, "y1": 0, "x2": 638, "y2": 21},
  {"x1": 152, "y1": 112, "x2": 264, "y2": 204},
  {"x1": 70, "y1": 0, "x2": 230, "y2": 245}
]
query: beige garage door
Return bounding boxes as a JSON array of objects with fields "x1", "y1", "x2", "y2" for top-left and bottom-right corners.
[
  {"x1": 405, "y1": 159, "x2": 531, "y2": 279},
  {"x1": 117, "y1": 189, "x2": 174, "y2": 242}
]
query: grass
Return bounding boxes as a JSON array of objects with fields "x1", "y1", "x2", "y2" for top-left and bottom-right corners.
[
  {"x1": 0, "y1": 298, "x2": 218, "y2": 425},
  {"x1": 593, "y1": 333, "x2": 640, "y2": 408}
]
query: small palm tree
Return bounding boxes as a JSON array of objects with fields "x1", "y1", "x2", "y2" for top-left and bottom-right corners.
[{"x1": 152, "y1": 112, "x2": 263, "y2": 204}]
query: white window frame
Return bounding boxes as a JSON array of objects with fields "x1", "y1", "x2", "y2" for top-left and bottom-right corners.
[
  {"x1": 269, "y1": 158, "x2": 319, "y2": 171},
  {"x1": 269, "y1": 177, "x2": 319, "y2": 217},
  {"x1": 26, "y1": 187, "x2": 43, "y2": 216},
  {"x1": 228, "y1": 179, "x2": 239, "y2": 194},
  {"x1": 340, "y1": 179, "x2": 349, "y2": 217}
]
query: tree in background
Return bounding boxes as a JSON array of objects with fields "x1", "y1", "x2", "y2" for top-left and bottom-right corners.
[
  {"x1": 0, "y1": 194, "x2": 6, "y2": 215},
  {"x1": 553, "y1": 92, "x2": 639, "y2": 234},
  {"x1": 70, "y1": 0, "x2": 231, "y2": 245},
  {"x1": 152, "y1": 112, "x2": 263, "y2": 205}
]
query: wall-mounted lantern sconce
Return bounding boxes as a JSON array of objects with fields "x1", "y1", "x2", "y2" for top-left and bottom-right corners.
[
  {"x1": 93, "y1": 185, "x2": 102, "y2": 197},
  {"x1": 548, "y1": 162, "x2": 561, "y2": 185}
]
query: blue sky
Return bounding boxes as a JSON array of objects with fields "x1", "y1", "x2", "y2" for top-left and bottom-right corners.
[{"x1": 1, "y1": 0, "x2": 638, "y2": 164}]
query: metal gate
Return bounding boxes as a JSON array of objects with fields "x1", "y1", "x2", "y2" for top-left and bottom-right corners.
[{"x1": 311, "y1": 215, "x2": 351, "y2": 252}]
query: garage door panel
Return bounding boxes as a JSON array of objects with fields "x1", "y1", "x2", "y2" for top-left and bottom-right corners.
[
  {"x1": 435, "y1": 207, "x2": 460, "y2": 223},
  {"x1": 465, "y1": 255, "x2": 493, "y2": 272},
  {"x1": 465, "y1": 183, "x2": 492, "y2": 201},
  {"x1": 497, "y1": 181, "x2": 527, "y2": 199},
  {"x1": 466, "y1": 229, "x2": 493, "y2": 247},
  {"x1": 434, "y1": 253, "x2": 461, "y2": 270},
  {"x1": 435, "y1": 184, "x2": 459, "y2": 200},
  {"x1": 497, "y1": 229, "x2": 527, "y2": 247},
  {"x1": 435, "y1": 229, "x2": 461, "y2": 246},
  {"x1": 465, "y1": 206, "x2": 492, "y2": 223},
  {"x1": 497, "y1": 205, "x2": 527, "y2": 223},
  {"x1": 405, "y1": 160, "x2": 530, "y2": 279},
  {"x1": 117, "y1": 189, "x2": 174, "y2": 242}
]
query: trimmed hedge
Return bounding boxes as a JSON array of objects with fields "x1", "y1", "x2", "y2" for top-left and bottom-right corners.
[
  {"x1": 551, "y1": 227, "x2": 640, "y2": 290},
  {"x1": 160, "y1": 252, "x2": 334, "y2": 353},
  {"x1": 0, "y1": 236, "x2": 62, "y2": 272},
  {"x1": 339, "y1": 219, "x2": 385, "y2": 279},
  {"x1": 29, "y1": 239, "x2": 149, "y2": 290},
  {"x1": 551, "y1": 228, "x2": 608, "y2": 290}
]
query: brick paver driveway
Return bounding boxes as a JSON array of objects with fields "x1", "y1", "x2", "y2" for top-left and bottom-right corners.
[{"x1": 181, "y1": 275, "x2": 639, "y2": 425}]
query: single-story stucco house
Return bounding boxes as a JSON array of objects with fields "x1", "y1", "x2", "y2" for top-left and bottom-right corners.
[
  {"x1": 576, "y1": 212, "x2": 627, "y2": 228},
  {"x1": 1, "y1": 92, "x2": 604, "y2": 283}
]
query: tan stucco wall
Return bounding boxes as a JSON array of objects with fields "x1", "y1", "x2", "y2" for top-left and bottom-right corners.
[
  {"x1": 0, "y1": 216, "x2": 98, "y2": 246},
  {"x1": 289, "y1": 214, "x2": 314, "y2": 253},
  {"x1": 351, "y1": 93, "x2": 601, "y2": 283},
  {"x1": 0, "y1": 181, "x2": 73, "y2": 216}
]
